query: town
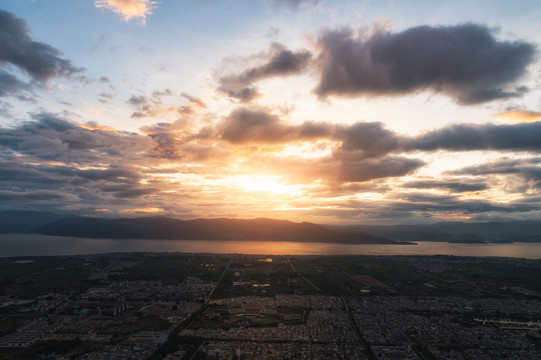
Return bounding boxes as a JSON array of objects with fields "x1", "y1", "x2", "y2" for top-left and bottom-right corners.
[{"x1": 1, "y1": 253, "x2": 540, "y2": 359}]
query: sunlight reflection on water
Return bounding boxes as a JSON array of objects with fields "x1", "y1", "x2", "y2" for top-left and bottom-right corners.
[{"x1": 1, "y1": 234, "x2": 541, "y2": 259}]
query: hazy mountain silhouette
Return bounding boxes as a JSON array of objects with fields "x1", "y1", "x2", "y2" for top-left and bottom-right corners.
[
  {"x1": 337, "y1": 221, "x2": 541, "y2": 243},
  {"x1": 34, "y1": 216, "x2": 400, "y2": 244},
  {"x1": 0, "y1": 211, "x2": 64, "y2": 233},
  {"x1": 3, "y1": 211, "x2": 541, "y2": 244}
]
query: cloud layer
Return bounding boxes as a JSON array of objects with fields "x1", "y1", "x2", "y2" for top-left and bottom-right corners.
[
  {"x1": 3, "y1": 108, "x2": 541, "y2": 220},
  {"x1": 1, "y1": 7, "x2": 541, "y2": 223},
  {"x1": 217, "y1": 43, "x2": 312, "y2": 102},
  {"x1": 213, "y1": 23, "x2": 536, "y2": 105},
  {"x1": 315, "y1": 24, "x2": 536, "y2": 104},
  {"x1": 0, "y1": 10, "x2": 82, "y2": 82}
]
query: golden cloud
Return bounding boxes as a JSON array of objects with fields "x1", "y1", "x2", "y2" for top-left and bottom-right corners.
[
  {"x1": 494, "y1": 110, "x2": 541, "y2": 123},
  {"x1": 432, "y1": 213, "x2": 473, "y2": 220},
  {"x1": 122, "y1": 207, "x2": 164, "y2": 213},
  {"x1": 78, "y1": 121, "x2": 117, "y2": 131},
  {"x1": 95, "y1": 0, "x2": 158, "y2": 25}
]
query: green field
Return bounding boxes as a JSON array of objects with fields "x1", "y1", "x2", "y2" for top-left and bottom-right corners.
[{"x1": 288, "y1": 255, "x2": 541, "y2": 298}]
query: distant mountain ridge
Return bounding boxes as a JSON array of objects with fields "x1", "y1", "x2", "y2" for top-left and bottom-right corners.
[
  {"x1": 0, "y1": 211, "x2": 64, "y2": 233},
  {"x1": 32, "y1": 216, "x2": 400, "y2": 244},
  {"x1": 336, "y1": 221, "x2": 541, "y2": 243},
  {"x1": 2, "y1": 211, "x2": 541, "y2": 244}
]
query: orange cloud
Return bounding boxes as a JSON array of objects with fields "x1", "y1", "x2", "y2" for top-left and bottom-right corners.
[
  {"x1": 494, "y1": 110, "x2": 541, "y2": 123},
  {"x1": 432, "y1": 213, "x2": 473, "y2": 220},
  {"x1": 95, "y1": 0, "x2": 158, "y2": 25},
  {"x1": 78, "y1": 121, "x2": 117, "y2": 131},
  {"x1": 122, "y1": 207, "x2": 164, "y2": 213}
]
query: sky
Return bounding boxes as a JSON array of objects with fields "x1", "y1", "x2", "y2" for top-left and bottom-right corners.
[{"x1": 0, "y1": 0, "x2": 540, "y2": 225}]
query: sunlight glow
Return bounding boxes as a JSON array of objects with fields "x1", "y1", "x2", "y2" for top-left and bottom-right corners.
[
  {"x1": 432, "y1": 214, "x2": 473, "y2": 220},
  {"x1": 3, "y1": 1, "x2": 540, "y2": 225},
  {"x1": 274, "y1": 205, "x2": 312, "y2": 211},
  {"x1": 122, "y1": 207, "x2": 164, "y2": 213},
  {"x1": 494, "y1": 110, "x2": 541, "y2": 123},
  {"x1": 275, "y1": 142, "x2": 335, "y2": 159},
  {"x1": 78, "y1": 122, "x2": 117, "y2": 131},
  {"x1": 354, "y1": 192, "x2": 387, "y2": 200},
  {"x1": 228, "y1": 175, "x2": 304, "y2": 195}
]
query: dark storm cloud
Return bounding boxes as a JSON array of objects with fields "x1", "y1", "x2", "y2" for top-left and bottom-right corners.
[
  {"x1": 0, "y1": 161, "x2": 63, "y2": 185},
  {"x1": 299, "y1": 195, "x2": 541, "y2": 222},
  {"x1": 5, "y1": 108, "x2": 541, "y2": 218},
  {"x1": 330, "y1": 121, "x2": 541, "y2": 156},
  {"x1": 217, "y1": 43, "x2": 312, "y2": 102},
  {"x1": 0, "y1": 70, "x2": 31, "y2": 97},
  {"x1": 0, "y1": 114, "x2": 167, "y2": 211},
  {"x1": 402, "y1": 179, "x2": 488, "y2": 192},
  {"x1": 0, "y1": 189, "x2": 71, "y2": 202},
  {"x1": 450, "y1": 157, "x2": 541, "y2": 189},
  {"x1": 0, "y1": 163, "x2": 157, "y2": 207},
  {"x1": 336, "y1": 122, "x2": 404, "y2": 158},
  {"x1": 216, "y1": 107, "x2": 337, "y2": 145},
  {"x1": 215, "y1": 109, "x2": 541, "y2": 157},
  {"x1": 227, "y1": 44, "x2": 312, "y2": 83},
  {"x1": 389, "y1": 192, "x2": 538, "y2": 214},
  {"x1": 0, "y1": 113, "x2": 152, "y2": 162},
  {"x1": 410, "y1": 122, "x2": 541, "y2": 152},
  {"x1": 98, "y1": 182, "x2": 159, "y2": 198},
  {"x1": 451, "y1": 157, "x2": 541, "y2": 176},
  {"x1": 330, "y1": 156, "x2": 424, "y2": 182},
  {"x1": 220, "y1": 86, "x2": 261, "y2": 103},
  {"x1": 297, "y1": 121, "x2": 335, "y2": 139},
  {"x1": 0, "y1": 10, "x2": 83, "y2": 82},
  {"x1": 49, "y1": 166, "x2": 141, "y2": 183},
  {"x1": 316, "y1": 24, "x2": 536, "y2": 104},
  {"x1": 219, "y1": 108, "x2": 295, "y2": 144},
  {"x1": 0, "y1": 101, "x2": 14, "y2": 117},
  {"x1": 0, "y1": 114, "x2": 208, "y2": 212},
  {"x1": 113, "y1": 187, "x2": 159, "y2": 198},
  {"x1": 0, "y1": 160, "x2": 151, "y2": 204},
  {"x1": 264, "y1": 154, "x2": 424, "y2": 183}
]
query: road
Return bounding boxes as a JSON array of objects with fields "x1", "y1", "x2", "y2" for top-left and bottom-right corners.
[
  {"x1": 341, "y1": 296, "x2": 377, "y2": 360},
  {"x1": 287, "y1": 257, "x2": 324, "y2": 294},
  {"x1": 206, "y1": 257, "x2": 232, "y2": 303}
]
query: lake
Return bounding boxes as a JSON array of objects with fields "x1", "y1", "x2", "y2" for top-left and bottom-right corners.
[{"x1": 1, "y1": 234, "x2": 541, "y2": 259}]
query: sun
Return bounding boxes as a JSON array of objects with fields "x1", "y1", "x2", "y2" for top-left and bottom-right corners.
[{"x1": 228, "y1": 175, "x2": 303, "y2": 195}]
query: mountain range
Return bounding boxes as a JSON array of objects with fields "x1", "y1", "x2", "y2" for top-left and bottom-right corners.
[
  {"x1": 337, "y1": 222, "x2": 541, "y2": 243},
  {"x1": 0, "y1": 211, "x2": 396, "y2": 244},
  {"x1": 1, "y1": 211, "x2": 540, "y2": 244}
]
